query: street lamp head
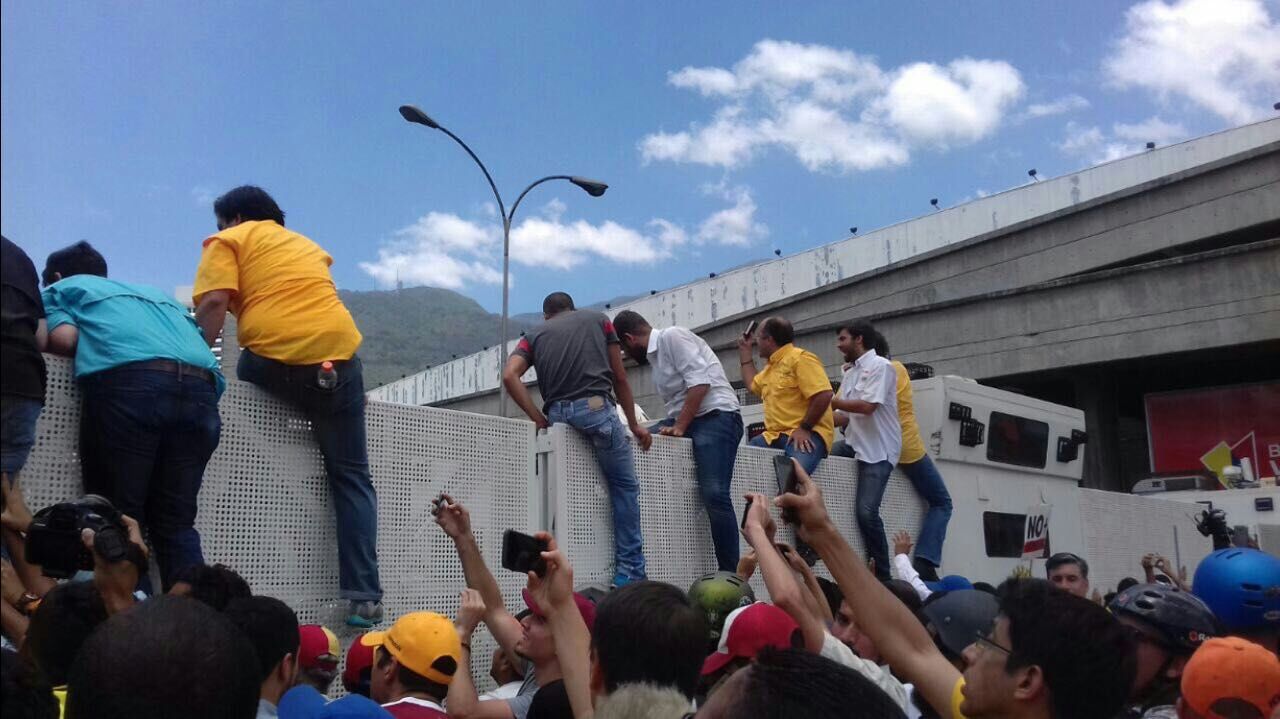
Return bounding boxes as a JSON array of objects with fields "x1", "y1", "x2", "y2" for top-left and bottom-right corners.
[
  {"x1": 570, "y1": 177, "x2": 609, "y2": 197},
  {"x1": 399, "y1": 105, "x2": 441, "y2": 129}
]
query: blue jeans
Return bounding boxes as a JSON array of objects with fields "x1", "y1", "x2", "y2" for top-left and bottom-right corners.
[
  {"x1": 899, "y1": 456, "x2": 952, "y2": 568},
  {"x1": 548, "y1": 396, "x2": 645, "y2": 584},
  {"x1": 238, "y1": 350, "x2": 383, "y2": 602},
  {"x1": 747, "y1": 431, "x2": 828, "y2": 476},
  {"x1": 0, "y1": 396, "x2": 43, "y2": 475},
  {"x1": 854, "y1": 459, "x2": 894, "y2": 579},
  {"x1": 653, "y1": 411, "x2": 743, "y2": 571},
  {"x1": 78, "y1": 367, "x2": 221, "y2": 590}
]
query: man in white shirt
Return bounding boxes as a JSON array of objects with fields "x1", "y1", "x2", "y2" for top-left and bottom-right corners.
[
  {"x1": 614, "y1": 310, "x2": 744, "y2": 571},
  {"x1": 830, "y1": 320, "x2": 900, "y2": 580}
]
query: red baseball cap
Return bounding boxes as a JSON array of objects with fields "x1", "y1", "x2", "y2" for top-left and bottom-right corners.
[
  {"x1": 343, "y1": 631, "x2": 376, "y2": 693},
  {"x1": 522, "y1": 589, "x2": 597, "y2": 634},
  {"x1": 701, "y1": 602, "x2": 800, "y2": 676},
  {"x1": 298, "y1": 625, "x2": 340, "y2": 671}
]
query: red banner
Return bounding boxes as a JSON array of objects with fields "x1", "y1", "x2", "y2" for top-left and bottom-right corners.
[{"x1": 1145, "y1": 382, "x2": 1280, "y2": 481}]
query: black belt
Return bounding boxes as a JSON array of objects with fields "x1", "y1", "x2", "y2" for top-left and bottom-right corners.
[{"x1": 119, "y1": 359, "x2": 216, "y2": 385}]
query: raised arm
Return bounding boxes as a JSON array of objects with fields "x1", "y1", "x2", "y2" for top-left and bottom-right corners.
[
  {"x1": 777, "y1": 463, "x2": 962, "y2": 715},
  {"x1": 737, "y1": 334, "x2": 759, "y2": 394},
  {"x1": 435, "y1": 497, "x2": 524, "y2": 660},
  {"x1": 741, "y1": 494, "x2": 825, "y2": 652},
  {"x1": 528, "y1": 533, "x2": 593, "y2": 719}
]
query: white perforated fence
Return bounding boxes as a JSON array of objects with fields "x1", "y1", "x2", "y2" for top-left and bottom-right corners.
[
  {"x1": 1077, "y1": 488, "x2": 1214, "y2": 595},
  {"x1": 22, "y1": 356, "x2": 536, "y2": 693},
  {"x1": 548, "y1": 425, "x2": 927, "y2": 598}
]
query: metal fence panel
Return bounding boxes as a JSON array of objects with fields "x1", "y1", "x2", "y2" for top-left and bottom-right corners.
[
  {"x1": 548, "y1": 425, "x2": 927, "y2": 598},
  {"x1": 21, "y1": 356, "x2": 536, "y2": 693}
]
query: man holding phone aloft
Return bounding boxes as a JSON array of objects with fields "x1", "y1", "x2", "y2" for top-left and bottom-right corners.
[
  {"x1": 737, "y1": 317, "x2": 835, "y2": 475},
  {"x1": 613, "y1": 310, "x2": 744, "y2": 572},
  {"x1": 830, "y1": 321, "x2": 900, "y2": 580}
]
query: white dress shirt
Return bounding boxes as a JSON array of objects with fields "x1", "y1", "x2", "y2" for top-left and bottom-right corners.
[
  {"x1": 838, "y1": 348, "x2": 901, "y2": 464},
  {"x1": 647, "y1": 327, "x2": 740, "y2": 419}
]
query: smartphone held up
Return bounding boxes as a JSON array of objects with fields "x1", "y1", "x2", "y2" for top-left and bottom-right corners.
[{"x1": 502, "y1": 529, "x2": 549, "y2": 577}]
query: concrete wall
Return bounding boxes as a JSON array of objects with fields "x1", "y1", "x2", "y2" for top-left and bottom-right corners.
[{"x1": 370, "y1": 119, "x2": 1280, "y2": 408}]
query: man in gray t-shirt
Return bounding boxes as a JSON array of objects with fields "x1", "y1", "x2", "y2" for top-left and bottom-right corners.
[{"x1": 503, "y1": 291, "x2": 651, "y2": 585}]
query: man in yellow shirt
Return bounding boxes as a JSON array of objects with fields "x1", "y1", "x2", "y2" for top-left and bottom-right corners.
[
  {"x1": 776, "y1": 461, "x2": 1137, "y2": 719},
  {"x1": 737, "y1": 316, "x2": 834, "y2": 476},
  {"x1": 192, "y1": 186, "x2": 383, "y2": 628},
  {"x1": 875, "y1": 331, "x2": 952, "y2": 582}
]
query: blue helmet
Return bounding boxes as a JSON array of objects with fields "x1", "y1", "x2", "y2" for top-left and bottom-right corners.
[{"x1": 1191, "y1": 548, "x2": 1280, "y2": 632}]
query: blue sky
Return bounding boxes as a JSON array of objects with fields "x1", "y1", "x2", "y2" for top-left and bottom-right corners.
[{"x1": 3, "y1": 1, "x2": 1277, "y2": 314}]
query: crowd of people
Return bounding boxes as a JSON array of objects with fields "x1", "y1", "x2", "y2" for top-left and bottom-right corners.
[{"x1": 3, "y1": 187, "x2": 1280, "y2": 718}]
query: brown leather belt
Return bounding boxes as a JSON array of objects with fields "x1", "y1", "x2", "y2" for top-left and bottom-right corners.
[{"x1": 123, "y1": 359, "x2": 216, "y2": 385}]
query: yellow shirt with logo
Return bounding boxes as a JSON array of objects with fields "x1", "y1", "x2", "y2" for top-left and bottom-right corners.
[
  {"x1": 193, "y1": 220, "x2": 361, "y2": 365},
  {"x1": 751, "y1": 343, "x2": 835, "y2": 450},
  {"x1": 893, "y1": 360, "x2": 927, "y2": 464}
]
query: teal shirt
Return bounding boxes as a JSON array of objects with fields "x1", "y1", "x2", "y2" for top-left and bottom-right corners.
[{"x1": 42, "y1": 275, "x2": 225, "y2": 397}]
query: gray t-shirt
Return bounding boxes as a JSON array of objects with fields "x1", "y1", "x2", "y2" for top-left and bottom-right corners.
[
  {"x1": 512, "y1": 310, "x2": 618, "y2": 409},
  {"x1": 506, "y1": 664, "x2": 539, "y2": 719}
]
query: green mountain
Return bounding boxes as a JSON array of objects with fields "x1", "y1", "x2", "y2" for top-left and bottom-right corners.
[
  {"x1": 343, "y1": 288, "x2": 653, "y2": 389},
  {"x1": 339, "y1": 287, "x2": 533, "y2": 389}
]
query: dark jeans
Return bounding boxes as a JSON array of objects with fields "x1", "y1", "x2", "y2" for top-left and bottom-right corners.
[
  {"x1": 899, "y1": 455, "x2": 952, "y2": 568},
  {"x1": 853, "y1": 459, "x2": 895, "y2": 580},
  {"x1": 654, "y1": 411, "x2": 743, "y2": 571},
  {"x1": 79, "y1": 367, "x2": 221, "y2": 591},
  {"x1": 0, "y1": 396, "x2": 43, "y2": 475},
  {"x1": 747, "y1": 431, "x2": 828, "y2": 475},
  {"x1": 237, "y1": 350, "x2": 383, "y2": 602}
]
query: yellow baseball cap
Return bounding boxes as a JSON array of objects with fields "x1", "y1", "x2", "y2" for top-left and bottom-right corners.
[{"x1": 360, "y1": 612, "x2": 461, "y2": 685}]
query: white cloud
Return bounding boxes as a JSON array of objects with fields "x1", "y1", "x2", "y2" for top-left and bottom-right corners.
[
  {"x1": 358, "y1": 211, "x2": 503, "y2": 290},
  {"x1": 695, "y1": 186, "x2": 768, "y2": 246},
  {"x1": 360, "y1": 190, "x2": 764, "y2": 290},
  {"x1": 1112, "y1": 116, "x2": 1188, "y2": 145},
  {"x1": 1060, "y1": 122, "x2": 1133, "y2": 164},
  {"x1": 1104, "y1": 0, "x2": 1280, "y2": 124},
  {"x1": 1021, "y1": 94, "x2": 1091, "y2": 119},
  {"x1": 876, "y1": 59, "x2": 1025, "y2": 145},
  {"x1": 640, "y1": 39, "x2": 1025, "y2": 174},
  {"x1": 1057, "y1": 116, "x2": 1188, "y2": 166}
]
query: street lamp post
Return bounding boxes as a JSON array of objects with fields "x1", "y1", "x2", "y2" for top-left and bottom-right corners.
[{"x1": 399, "y1": 104, "x2": 608, "y2": 416}]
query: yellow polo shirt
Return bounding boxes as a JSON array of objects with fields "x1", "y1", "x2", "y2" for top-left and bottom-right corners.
[
  {"x1": 193, "y1": 220, "x2": 362, "y2": 365},
  {"x1": 893, "y1": 360, "x2": 927, "y2": 464},
  {"x1": 751, "y1": 343, "x2": 835, "y2": 449}
]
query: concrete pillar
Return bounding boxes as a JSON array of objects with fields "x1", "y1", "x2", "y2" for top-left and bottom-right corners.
[{"x1": 1075, "y1": 370, "x2": 1123, "y2": 492}]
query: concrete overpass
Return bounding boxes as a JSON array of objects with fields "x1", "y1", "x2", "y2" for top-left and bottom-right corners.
[{"x1": 370, "y1": 119, "x2": 1280, "y2": 491}]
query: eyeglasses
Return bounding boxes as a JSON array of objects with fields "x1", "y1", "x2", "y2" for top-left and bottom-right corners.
[{"x1": 973, "y1": 629, "x2": 1013, "y2": 656}]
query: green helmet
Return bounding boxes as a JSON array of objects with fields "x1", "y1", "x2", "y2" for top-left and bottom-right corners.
[{"x1": 688, "y1": 571, "x2": 755, "y2": 643}]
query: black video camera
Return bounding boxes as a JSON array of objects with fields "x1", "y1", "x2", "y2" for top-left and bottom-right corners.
[
  {"x1": 1194, "y1": 506, "x2": 1233, "y2": 550},
  {"x1": 26, "y1": 495, "x2": 138, "y2": 579}
]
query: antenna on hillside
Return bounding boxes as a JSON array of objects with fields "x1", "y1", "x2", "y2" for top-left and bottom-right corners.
[{"x1": 396, "y1": 268, "x2": 404, "y2": 293}]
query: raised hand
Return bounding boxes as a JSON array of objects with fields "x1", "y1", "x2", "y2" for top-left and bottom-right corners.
[
  {"x1": 434, "y1": 494, "x2": 473, "y2": 539},
  {"x1": 893, "y1": 530, "x2": 915, "y2": 558}
]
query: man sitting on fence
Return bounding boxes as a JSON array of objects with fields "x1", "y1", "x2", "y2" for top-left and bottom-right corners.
[
  {"x1": 503, "y1": 292, "x2": 651, "y2": 587},
  {"x1": 829, "y1": 321, "x2": 900, "y2": 581},
  {"x1": 192, "y1": 185, "x2": 383, "y2": 628},
  {"x1": 41, "y1": 241, "x2": 223, "y2": 592},
  {"x1": 613, "y1": 310, "x2": 744, "y2": 572},
  {"x1": 737, "y1": 317, "x2": 834, "y2": 476}
]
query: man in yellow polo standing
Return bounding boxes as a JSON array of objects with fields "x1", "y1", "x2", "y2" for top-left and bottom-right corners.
[
  {"x1": 192, "y1": 185, "x2": 383, "y2": 628},
  {"x1": 737, "y1": 316, "x2": 834, "y2": 475}
]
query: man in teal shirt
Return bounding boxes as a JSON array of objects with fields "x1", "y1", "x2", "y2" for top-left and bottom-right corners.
[{"x1": 41, "y1": 241, "x2": 223, "y2": 591}]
